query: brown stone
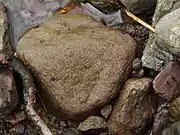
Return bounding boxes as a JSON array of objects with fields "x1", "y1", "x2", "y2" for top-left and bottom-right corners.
[
  {"x1": 78, "y1": 116, "x2": 107, "y2": 134},
  {"x1": 17, "y1": 13, "x2": 136, "y2": 120},
  {"x1": 108, "y1": 78, "x2": 154, "y2": 135},
  {"x1": 153, "y1": 61, "x2": 180, "y2": 101}
]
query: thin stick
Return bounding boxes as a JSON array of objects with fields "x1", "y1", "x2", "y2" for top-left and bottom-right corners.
[{"x1": 125, "y1": 9, "x2": 155, "y2": 33}]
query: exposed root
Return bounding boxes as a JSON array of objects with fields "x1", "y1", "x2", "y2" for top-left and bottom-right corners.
[
  {"x1": 26, "y1": 87, "x2": 53, "y2": 135},
  {"x1": 0, "y1": 52, "x2": 53, "y2": 135}
]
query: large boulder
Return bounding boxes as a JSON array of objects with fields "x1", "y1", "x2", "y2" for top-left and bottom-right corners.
[
  {"x1": 17, "y1": 13, "x2": 137, "y2": 120},
  {"x1": 142, "y1": 0, "x2": 180, "y2": 71},
  {"x1": 108, "y1": 78, "x2": 155, "y2": 135},
  {"x1": 156, "y1": 8, "x2": 180, "y2": 56}
]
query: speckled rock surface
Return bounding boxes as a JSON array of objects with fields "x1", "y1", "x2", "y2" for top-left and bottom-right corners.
[
  {"x1": 17, "y1": 13, "x2": 137, "y2": 120},
  {"x1": 108, "y1": 78, "x2": 154, "y2": 135},
  {"x1": 156, "y1": 8, "x2": 180, "y2": 57}
]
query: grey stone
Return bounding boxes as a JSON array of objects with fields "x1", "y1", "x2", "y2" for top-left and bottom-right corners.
[
  {"x1": 108, "y1": 78, "x2": 155, "y2": 135},
  {"x1": 100, "y1": 105, "x2": 112, "y2": 120},
  {"x1": 156, "y1": 8, "x2": 180, "y2": 57},
  {"x1": 142, "y1": 0, "x2": 180, "y2": 71},
  {"x1": 119, "y1": 0, "x2": 157, "y2": 14},
  {"x1": 17, "y1": 13, "x2": 137, "y2": 120},
  {"x1": 78, "y1": 116, "x2": 107, "y2": 134},
  {"x1": 132, "y1": 58, "x2": 142, "y2": 71}
]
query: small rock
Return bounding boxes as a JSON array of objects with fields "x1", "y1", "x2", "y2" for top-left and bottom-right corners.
[
  {"x1": 67, "y1": 120, "x2": 80, "y2": 128},
  {"x1": 78, "y1": 116, "x2": 107, "y2": 134},
  {"x1": 5, "y1": 111, "x2": 27, "y2": 125},
  {"x1": 0, "y1": 68, "x2": 18, "y2": 118},
  {"x1": 108, "y1": 78, "x2": 155, "y2": 135},
  {"x1": 131, "y1": 68, "x2": 144, "y2": 77},
  {"x1": 132, "y1": 58, "x2": 142, "y2": 71},
  {"x1": 120, "y1": 0, "x2": 157, "y2": 14},
  {"x1": 153, "y1": 61, "x2": 180, "y2": 101},
  {"x1": 100, "y1": 105, "x2": 112, "y2": 120},
  {"x1": 59, "y1": 120, "x2": 67, "y2": 130},
  {"x1": 170, "y1": 96, "x2": 180, "y2": 119}
]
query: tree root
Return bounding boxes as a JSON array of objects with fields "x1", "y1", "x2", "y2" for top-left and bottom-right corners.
[{"x1": 0, "y1": 52, "x2": 53, "y2": 135}]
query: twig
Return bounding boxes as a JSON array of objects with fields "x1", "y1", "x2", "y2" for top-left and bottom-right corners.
[
  {"x1": 0, "y1": 52, "x2": 53, "y2": 135},
  {"x1": 125, "y1": 9, "x2": 155, "y2": 33}
]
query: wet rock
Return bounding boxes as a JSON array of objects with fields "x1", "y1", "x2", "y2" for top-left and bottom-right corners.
[
  {"x1": 61, "y1": 128, "x2": 83, "y2": 135},
  {"x1": 142, "y1": 0, "x2": 180, "y2": 71},
  {"x1": 17, "y1": 13, "x2": 136, "y2": 120},
  {"x1": 162, "y1": 120, "x2": 180, "y2": 135},
  {"x1": 120, "y1": 0, "x2": 157, "y2": 14},
  {"x1": 78, "y1": 116, "x2": 107, "y2": 134},
  {"x1": 156, "y1": 8, "x2": 180, "y2": 57},
  {"x1": 101, "y1": 105, "x2": 112, "y2": 120},
  {"x1": 0, "y1": 68, "x2": 18, "y2": 118},
  {"x1": 153, "y1": 61, "x2": 180, "y2": 101},
  {"x1": 108, "y1": 78, "x2": 155, "y2": 135}
]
